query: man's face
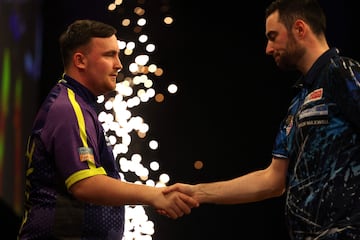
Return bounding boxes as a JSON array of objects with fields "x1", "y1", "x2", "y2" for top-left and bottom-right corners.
[
  {"x1": 265, "y1": 11, "x2": 304, "y2": 71},
  {"x1": 83, "y1": 35, "x2": 122, "y2": 96}
]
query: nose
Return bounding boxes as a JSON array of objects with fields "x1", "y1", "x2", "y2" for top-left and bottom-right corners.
[
  {"x1": 265, "y1": 41, "x2": 274, "y2": 56},
  {"x1": 115, "y1": 56, "x2": 123, "y2": 71}
]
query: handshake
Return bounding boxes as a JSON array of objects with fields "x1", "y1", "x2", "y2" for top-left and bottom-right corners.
[
  {"x1": 148, "y1": 176, "x2": 247, "y2": 219},
  {"x1": 153, "y1": 183, "x2": 201, "y2": 219}
]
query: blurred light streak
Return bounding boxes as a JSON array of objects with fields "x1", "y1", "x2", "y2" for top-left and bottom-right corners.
[{"x1": 104, "y1": 1, "x2": 178, "y2": 239}]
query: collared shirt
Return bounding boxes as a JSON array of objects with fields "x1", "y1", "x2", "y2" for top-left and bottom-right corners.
[
  {"x1": 18, "y1": 75, "x2": 125, "y2": 239},
  {"x1": 272, "y1": 48, "x2": 360, "y2": 239}
]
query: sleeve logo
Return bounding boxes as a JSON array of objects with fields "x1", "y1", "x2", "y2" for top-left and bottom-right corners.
[{"x1": 78, "y1": 147, "x2": 95, "y2": 164}]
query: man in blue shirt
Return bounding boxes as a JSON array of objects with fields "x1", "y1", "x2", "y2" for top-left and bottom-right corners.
[
  {"x1": 164, "y1": 0, "x2": 360, "y2": 239},
  {"x1": 17, "y1": 19, "x2": 198, "y2": 240}
]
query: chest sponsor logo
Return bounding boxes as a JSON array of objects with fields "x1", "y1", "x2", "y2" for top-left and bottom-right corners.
[
  {"x1": 303, "y1": 88, "x2": 323, "y2": 105},
  {"x1": 298, "y1": 104, "x2": 328, "y2": 120},
  {"x1": 298, "y1": 103, "x2": 329, "y2": 127}
]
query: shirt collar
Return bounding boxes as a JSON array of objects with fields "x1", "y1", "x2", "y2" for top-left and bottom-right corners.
[
  {"x1": 294, "y1": 47, "x2": 339, "y2": 89},
  {"x1": 59, "y1": 74, "x2": 98, "y2": 105}
]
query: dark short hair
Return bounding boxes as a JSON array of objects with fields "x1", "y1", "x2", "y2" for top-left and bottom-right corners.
[
  {"x1": 265, "y1": 0, "x2": 326, "y2": 36},
  {"x1": 59, "y1": 19, "x2": 117, "y2": 68}
]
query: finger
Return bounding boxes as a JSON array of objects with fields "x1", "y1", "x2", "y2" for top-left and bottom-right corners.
[
  {"x1": 180, "y1": 193, "x2": 199, "y2": 208},
  {"x1": 165, "y1": 208, "x2": 179, "y2": 219},
  {"x1": 157, "y1": 209, "x2": 171, "y2": 218},
  {"x1": 162, "y1": 185, "x2": 178, "y2": 194},
  {"x1": 156, "y1": 209, "x2": 167, "y2": 216},
  {"x1": 173, "y1": 195, "x2": 192, "y2": 215}
]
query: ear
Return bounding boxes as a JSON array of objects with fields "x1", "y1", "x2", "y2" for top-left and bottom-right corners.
[
  {"x1": 73, "y1": 52, "x2": 86, "y2": 69},
  {"x1": 293, "y1": 19, "x2": 306, "y2": 38}
]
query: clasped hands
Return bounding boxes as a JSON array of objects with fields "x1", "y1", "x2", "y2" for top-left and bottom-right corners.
[{"x1": 155, "y1": 183, "x2": 198, "y2": 219}]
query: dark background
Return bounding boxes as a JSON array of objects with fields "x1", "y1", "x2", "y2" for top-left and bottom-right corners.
[{"x1": 2, "y1": 0, "x2": 359, "y2": 239}]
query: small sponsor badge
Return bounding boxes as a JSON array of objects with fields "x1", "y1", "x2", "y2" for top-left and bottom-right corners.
[
  {"x1": 78, "y1": 147, "x2": 95, "y2": 164},
  {"x1": 304, "y1": 88, "x2": 323, "y2": 105}
]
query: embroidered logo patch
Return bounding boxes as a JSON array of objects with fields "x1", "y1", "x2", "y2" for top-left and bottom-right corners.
[
  {"x1": 78, "y1": 147, "x2": 95, "y2": 164},
  {"x1": 298, "y1": 104, "x2": 328, "y2": 120},
  {"x1": 304, "y1": 88, "x2": 323, "y2": 105}
]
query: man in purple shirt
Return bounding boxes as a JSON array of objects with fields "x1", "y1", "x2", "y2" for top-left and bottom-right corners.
[{"x1": 17, "y1": 19, "x2": 198, "y2": 240}]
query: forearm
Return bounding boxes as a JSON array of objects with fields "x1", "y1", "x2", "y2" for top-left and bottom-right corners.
[
  {"x1": 70, "y1": 174, "x2": 199, "y2": 219},
  {"x1": 195, "y1": 169, "x2": 285, "y2": 204},
  {"x1": 70, "y1": 174, "x2": 159, "y2": 206}
]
